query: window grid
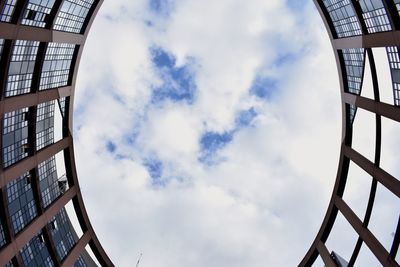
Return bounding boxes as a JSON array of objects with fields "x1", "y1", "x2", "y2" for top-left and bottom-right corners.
[
  {"x1": 58, "y1": 97, "x2": 67, "y2": 117},
  {"x1": 342, "y1": 48, "x2": 365, "y2": 95},
  {"x1": 349, "y1": 104, "x2": 357, "y2": 124},
  {"x1": 323, "y1": 0, "x2": 362, "y2": 38},
  {"x1": 2, "y1": 108, "x2": 29, "y2": 168},
  {"x1": 36, "y1": 101, "x2": 55, "y2": 150},
  {"x1": 342, "y1": 48, "x2": 365, "y2": 124},
  {"x1": 0, "y1": 221, "x2": 6, "y2": 248},
  {"x1": 0, "y1": 0, "x2": 17, "y2": 22},
  {"x1": 19, "y1": 231, "x2": 55, "y2": 267},
  {"x1": 53, "y1": 0, "x2": 94, "y2": 33},
  {"x1": 50, "y1": 208, "x2": 78, "y2": 260},
  {"x1": 6, "y1": 172, "x2": 38, "y2": 234},
  {"x1": 359, "y1": 0, "x2": 391, "y2": 33},
  {"x1": 38, "y1": 157, "x2": 69, "y2": 208},
  {"x1": 386, "y1": 46, "x2": 400, "y2": 106},
  {"x1": 395, "y1": 0, "x2": 400, "y2": 15},
  {"x1": 74, "y1": 255, "x2": 88, "y2": 267},
  {"x1": 0, "y1": 39, "x2": 4, "y2": 59},
  {"x1": 39, "y1": 43, "x2": 76, "y2": 90},
  {"x1": 21, "y1": 0, "x2": 56, "y2": 28},
  {"x1": 5, "y1": 40, "x2": 40, "y2": 97}
]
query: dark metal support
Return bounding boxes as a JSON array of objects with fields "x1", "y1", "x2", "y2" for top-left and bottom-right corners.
[
  {"x1": 0, "y1": 186, "x2": 77, "y2": 265},
  {"x1": 348, "y1": 47, "x2": 382, "y2": 265},
  {"x1": 317, "y1": 241, "x2": 336, "y2": 267},
  {"x1": 0, "y1": 23, "x2": 85, "y2": 44},
  {"x1": 0, "y1": 86, "x2": 72, "y2": 116},
  {"x1": 342, "y1": 93, "x2": 400, "y2": 122},
  {"x1": 390, "y1": 216, "x2": 400, "y2": 259},
  {"x1": 333, "y1": 31, "x2": 400, "y2": 49},
  {"x1": 335, "y1": 197, "x2": 399, "y2": 267},
  {"x1": 61, "y1": 231, "x2": 92, "y2": 266},
  {"x1": 343, "y1": 146, "x2": 400, "y2": 198},
  {"x1": 0, "y1": 137, "x2": 71, "y2": 188}
]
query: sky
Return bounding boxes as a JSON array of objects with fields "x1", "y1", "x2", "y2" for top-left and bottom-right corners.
[{"x1": 71, "y1": 0, "x2": 399, "y2": 266}]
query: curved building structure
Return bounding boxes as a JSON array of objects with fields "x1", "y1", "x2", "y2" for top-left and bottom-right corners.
[
  {"x1": 0, "y1": 0, "x2": 399, "y2": 267},
  {"x1": 0, "y1": 0, "x2": 113, "y2": 266},
  {"x1": 301, "y1": 1, "x2": 400, "y2": 266}
]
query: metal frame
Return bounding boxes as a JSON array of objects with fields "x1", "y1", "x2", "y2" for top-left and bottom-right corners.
[
  {"x1": 1, "y1": 0, "x2": 398, "y2": 266},
  {"x1": 301, "y1": 1, "x2": 400, "y2": 266},
  {"x1": 0, "y1": 0, "x2": 114, "y2": 266}
]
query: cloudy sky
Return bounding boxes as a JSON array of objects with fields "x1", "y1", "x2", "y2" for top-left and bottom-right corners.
[{"x1": 71, "y1": 0, "x2": 398, "y2": 266}]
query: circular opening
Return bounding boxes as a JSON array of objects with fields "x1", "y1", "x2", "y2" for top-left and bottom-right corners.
[{"x1": 75, "y1": 1, "x2": 341, "y2": 266}]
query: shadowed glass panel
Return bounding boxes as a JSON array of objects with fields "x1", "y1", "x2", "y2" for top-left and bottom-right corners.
[
  {"x1": 5, "y1": 40, "x2": 39, "y2": 97},
  {"x1": 2, "y1": 108, "x2": 29, "y2": 167},
  {"x1": 21, "y1": 0, "x2": 56, "y2": 28},
  {"x1": 53, "y1": 0, "x2": 94, "y2": 33}
]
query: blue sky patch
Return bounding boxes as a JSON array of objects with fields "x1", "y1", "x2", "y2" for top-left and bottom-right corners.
[
  {"x1": 106, "y1": 141, "x2": 117, "y2": 153},
  {"x1": 250, "y1": 76, "x2": 278, "y2": 100},
  {"x1": 150, "y1": 47, "x2": 197, "y2": 104},
  {"x1": 149, "y1": 0, "x2": 173, "y2": 16},
  {"x1": 144, "y1": 158, "x2": 165, "y2": 186},
  {"x1": 286, "y1": 0, "x2": 308, "y2": 11},
  {"x1": 275, "y1": 52, "x2": 297, "y2": 66},
  {"x1": 199, "y1": 108, "x2": 258, "y2": 165},
  {"x1": 152, "y1": 47, "x2": 175, "y2": 68},
  {"x1": 200, "y1": 131, "x2": 233, "y2": 153},
  {"x1": 235, "y1": 108, "x2": 257, "y2": 128},
  {"x1": 199, "y1": 131, "x2": 233, "y2": 164}
]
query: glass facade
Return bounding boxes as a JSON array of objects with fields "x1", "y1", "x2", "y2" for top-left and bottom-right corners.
[
  {"x1": 0, "y1": 39, "x2": 4, "y2": 58},
  {"x1": 341, "y1": 48, "x2": 365, "y2": 95},
  {"x1": 0, "y1": 0, "x2": 18, "y2": 22},
  {"x1": 0, "y1": 220, "x2": 6, "y2": 248},
  {"x1": 359, "y1": 0, "x2": 391, "y2": 33},
  {"x1": 50, "y1": 208, "x2": 78, "y2": 260},
  {"x1": 36, "y1": 101, "x2": 55, "y2": 150},
  {"x1": 395, "y1": 0, "x2": 400, "y2": 15},
  {"x1": 74, "y1": 255, "x2": 88, "y2": 267},
  {"x1": 2, "y1": 108, "x2": 30, "y2": 168},
  {"x1": 54, "y1": 0, "x2": 95, "y2": 33},
  {"x1": 74, "y1": 251, "x2": 97, "y2": 267},
  {"x1": 386, "y1": 46, "x2": 400, "y2": 106},
  {"x1": 58, "y1": 97, "x2": 67, "y2": 117},
  {"x1": 40, "y1": 42, "x2": 76, "y2": 90},
  {"x1": 21, "y1": 0, "x2": 56, "y2": 28},
  {"x1": 38, "y1": 156, "x2": 68, "y2": 208},
  {"x1": 0, "y1": 1, "x2": 109, "y2": 266},
  {"x1": 6, "y1": 40, "x2": 40, "y2": 97},
  {"x1": 341, "y1": 48, "x2": 365, "y2": 124},
  {"x1": 19, "y1": 231, "x2": 55, "y2": 267},
  {"x1": 6, "y1": 172, "x2": 38, "y2": 234},
  {"x1": 322, "y1": 0, "x2": 362, "y2": 38}
]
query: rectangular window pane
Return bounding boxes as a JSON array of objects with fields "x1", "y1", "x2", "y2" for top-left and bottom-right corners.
[
  {"x1": 19, "y1": 231, "x2": 55, "y2": 267},
  {"x1": 0, "y1": 0, "x2": 18, "y2": 22},
  {"x1": 322, "y1": 0, "x2": 363, "y2": 38},
  {"x1": 50, "y1": 208, "x2": 79, "y2": 260},
  {"x1": 38, "y1": 155, "x2": 69, "y2": 208},
  {"x1": 5, "y1": 40, "x2": 40, "y2": 97},
  {"x1": 39, "y1": 43, "x2": 76, "y2": 90},
  {"x1": 2, "y1": 107, "x2": 29, "y2": 168},
  {"x1": 53, "y1": 0, "x2": 95, "y2": 33},
  {"x1": 386, "y1": 46, "x2": 400, "y2": 106},
  {"x1": 359, "y1": 0, "x2": 391, "y2": 33},
  {"x1": 6, "y1": 172, "x2": 38, "y2": 234},
  {"x1": 36, "y1": 101, "x2": 55, "y2": 150},
  {"x1": 21, "y1": 0, "x2": 56, "y2": 28}
]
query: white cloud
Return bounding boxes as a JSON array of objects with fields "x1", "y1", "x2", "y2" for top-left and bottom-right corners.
[{"x1": 71, "y1": 1, "x2": 398, "y2": 266}]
